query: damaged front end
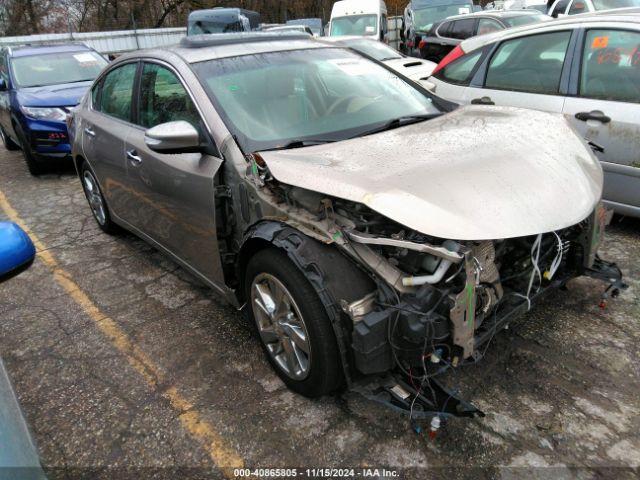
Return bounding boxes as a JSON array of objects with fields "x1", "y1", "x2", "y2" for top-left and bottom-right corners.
[
  {"x1": 331, "y1": 200, "x2": 625, "y2": 419},
  {"x1": 256, "y1": 181, "x2": 625, "y2": 419}
]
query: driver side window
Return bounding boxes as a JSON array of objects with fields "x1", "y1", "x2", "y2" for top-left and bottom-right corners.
[{"x1": 138, "y1": 63, "x2": 200, "y2": 130}]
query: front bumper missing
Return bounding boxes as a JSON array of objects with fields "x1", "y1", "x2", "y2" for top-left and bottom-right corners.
[{"x1": 352, "y1": 375, "x2": 484, "y2": 419}]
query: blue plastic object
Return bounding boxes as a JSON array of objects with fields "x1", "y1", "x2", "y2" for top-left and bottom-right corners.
[{"x1": 0, "y1": 222, "x2": 36, "y2": 278}]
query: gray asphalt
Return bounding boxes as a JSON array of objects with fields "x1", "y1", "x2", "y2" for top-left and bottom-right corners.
[{"x1": 0, "y1": 148, "x2": 638, "y2": 480}]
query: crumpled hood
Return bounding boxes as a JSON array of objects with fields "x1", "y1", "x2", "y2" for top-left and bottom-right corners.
[
  {"x1": 260, "y1": 106, "x2": 603, "y2": 240},
  {"x1": 384, "y1": 57, "x2": 436, "y2": 80},
  {"x1": 17, "y1": 81, "x2": 92, "y2": 107}
]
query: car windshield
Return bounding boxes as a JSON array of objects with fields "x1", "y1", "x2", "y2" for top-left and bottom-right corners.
[
  {"x1": 11, "y1": 51, "x2": 107, "y2": 88},
  {"x1": 192, "y1": 48, "x2": 440, "y2": 152},
  {"x1": 592, "y1": 0, "x2": 640, "y2": 9},
  {"x1": 502, "y1": 14, "x2": 550, "y2": 27},
  {"x1": 330, "y1": 14, "x2": 378, "y2": 36},
  {"x1": 414, "y1": 3, "x2": 473, "y2": 31},
  {"x1": 345, "y1": 39, "x2": 403, "y2": 61}
]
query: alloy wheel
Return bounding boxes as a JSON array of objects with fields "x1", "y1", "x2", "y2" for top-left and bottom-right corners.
[
  {"x1": 250, "y1": 273, "x2": 312, "y2": 380},
  {"x1": 83, "y1": 170, "x2": 106, "y2": 226}
]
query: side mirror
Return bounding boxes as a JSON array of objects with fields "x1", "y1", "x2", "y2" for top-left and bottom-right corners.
[
  {"x1": 0, "y1": 78, "x2": 7, "y2": 91},
  {"x1": 0, "y1": 222, "x2": 36, "y2": 283},
  {"x1": 144, "y1": 120, "x2": 201, "y2": 154}
]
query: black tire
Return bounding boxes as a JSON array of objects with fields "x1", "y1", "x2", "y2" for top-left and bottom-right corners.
[
  {"x1": 80, "y1": 162, "x2": 119, "y2": 235},
  {"x1": 0, "y1": 125, "x2": 19, "y2": 151},
  {"x1": 245, "y1": 248, "x2": 343, "y2": 398},
  {"x1": 14, "y1": 124, "x2": 43, "y2": 175}
]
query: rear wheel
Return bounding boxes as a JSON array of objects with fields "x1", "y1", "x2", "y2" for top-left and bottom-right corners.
[
  {"x1": 0, "y1": 125, "x2": 19, "y2": 151},
  {"x1": 245, "y1": 248, "x2": 343, "y2": 398},
  {"x1": 80, "y1": 162, "x2": 118, "y2": 234}
]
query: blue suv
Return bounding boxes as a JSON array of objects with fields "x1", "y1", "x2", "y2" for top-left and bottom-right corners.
[{"x1": 0, "y1": 44, "x2": 108, "y2": 175}]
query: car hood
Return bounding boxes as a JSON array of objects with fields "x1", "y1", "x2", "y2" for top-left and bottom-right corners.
[
  {"x1": 384, "y1": 57, "x2": 437, "y2": 80},
  {"x1": 17, "y1": 81, "x2": 92, "y2": 108},
  {"x1": 259, "y1": 106, "x2": 603, "y2": 241}
]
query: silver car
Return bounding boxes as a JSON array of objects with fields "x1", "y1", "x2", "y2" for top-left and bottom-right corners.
[
  {"x1": 321, "y1": 36, "x2": 437, "y2": 83},
  {"x1": 69, "y1": 33, "x2": 622, "y2": 415},
  {"x1": 425, "y1": 11, "x2": 640, "y2": 217}
]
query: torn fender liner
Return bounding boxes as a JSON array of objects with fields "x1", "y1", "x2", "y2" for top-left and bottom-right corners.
[
  {"x1": 353, "y1": 375, "x2": 484, "y2": 419},
  {"x1": 240, "y1": 221, "x2": 375, "y2": 385}
]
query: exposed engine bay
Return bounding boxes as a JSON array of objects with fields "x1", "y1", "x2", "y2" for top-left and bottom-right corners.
[{"x1": 253, "y1": 178, "x2": 626, "y2": 418}]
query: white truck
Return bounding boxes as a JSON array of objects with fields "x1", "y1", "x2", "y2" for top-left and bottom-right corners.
[{"x1": 329, "y1": 0, "x2": 389, "y2": 42}]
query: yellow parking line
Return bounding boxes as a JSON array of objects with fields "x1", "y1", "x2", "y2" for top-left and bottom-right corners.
[{"x1": 0, "y1": 189, "x2": 244, "y2": 477}]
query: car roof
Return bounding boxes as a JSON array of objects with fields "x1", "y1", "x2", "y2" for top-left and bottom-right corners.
[
  {"x1": 442, "y1": 9, "x2": 545, "y2": 22},
  {"x1": 118, "y1": 33, "x2": 330, "y2": 64},
  {"x1": 461, "y1": 11, "x2": 640, "y2": 52},
  {"x1": 7, "y1": 43, "x2": 92, "y2": 58},
  {"x1": 321, "y1": 36, "x2": 384, "y2": 43}
]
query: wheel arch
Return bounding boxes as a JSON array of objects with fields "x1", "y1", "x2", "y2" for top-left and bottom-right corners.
[{"x1": 237, "y1": 221, "x2": 376, "y2": 385}]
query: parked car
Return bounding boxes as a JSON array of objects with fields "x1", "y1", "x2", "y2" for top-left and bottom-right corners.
[
  {"x1": 0, "y1": 222, "x2": 44, "y2": 479},
  {"x1": 418, "y1": 10, "x2": 550, "y2": 62},
  {"x1": 403, "y1": 0, "x2": 475, "y2": 54},
  {"x1": 286, "y1": 18, "x2": 324, "y2": 37},
  {"x1": 68, "y1": 32, "x2": 622, "y2": 415},
  {"x1": 265, "y1": 25, "x2": 314, "y2": 35},
  {"x1": 0, "y1": 43, "x2": 108, "y2": 175},
  {"x1": 548, "y1": 0, "x2": 640, "y2": 17},
  {"x1": 322, "y1": 36, "x2": 437, "y2": 83},
  {"x1": 425, "y1": 12, "x2": 640, "y2": 217},
  {"x1": 187, "y1": 8, "x2": 261, "y2": 35}
]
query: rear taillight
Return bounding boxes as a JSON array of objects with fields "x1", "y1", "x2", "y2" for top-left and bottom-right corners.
[
  {"x1": 432, "y1": 45, "x2": 465, "y2": 76},
  {"x1": 418, "y1": 40, "x2": 427, "y2": 50}
]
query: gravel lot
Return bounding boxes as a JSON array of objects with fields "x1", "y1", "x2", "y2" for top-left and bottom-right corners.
[{"x1": 0, "y1": 149, "x2": 638, "y2": 479}]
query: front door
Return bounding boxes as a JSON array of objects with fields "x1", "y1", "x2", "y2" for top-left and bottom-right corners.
[
  {"x1": 563, "y1": 28, "x2": 640, "y2": 213},
  {"x1": 125, "y1": 61, "x2": 225, "y2": 285}
]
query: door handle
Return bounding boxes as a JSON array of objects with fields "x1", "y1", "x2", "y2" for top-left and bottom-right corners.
[
  {"x1": 126, "y1": 149, "x2": 142, "y2": 165},
  {"x1": 84, "y1": 127, "x2": 96, "y2": 137},
  {"x1": 471, "y1": 96, "x2": 495, "y2": 106},
  {"x1": 575, "y1": 111, "x2": 611, "y2": 123}
]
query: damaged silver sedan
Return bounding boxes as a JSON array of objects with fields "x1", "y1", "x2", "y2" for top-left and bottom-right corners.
[{"x1": 69, "y1": 33, "x2": 624, "y2": 417}]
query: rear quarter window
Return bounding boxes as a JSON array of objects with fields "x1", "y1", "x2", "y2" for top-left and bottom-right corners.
[{"x1": 435, "y1": 49, "x2": 484, "y2": 85}]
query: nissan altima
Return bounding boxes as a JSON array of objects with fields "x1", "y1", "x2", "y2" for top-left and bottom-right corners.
[{"x1": 68, "y1": 32, "x2": 624, "y2": 416}]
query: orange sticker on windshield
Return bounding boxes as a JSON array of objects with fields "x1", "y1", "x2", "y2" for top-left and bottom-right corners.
[{"x1": 592, "y1": 36, "x2": 609, "y2": 49}]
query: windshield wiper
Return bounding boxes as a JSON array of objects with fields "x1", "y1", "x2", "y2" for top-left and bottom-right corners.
[
  {"x1": 351, "y1": 113, "x2": 441, "y2": 139},
  {"x1": 258, "y1": 139, "x2": 338, "y2": 152}
]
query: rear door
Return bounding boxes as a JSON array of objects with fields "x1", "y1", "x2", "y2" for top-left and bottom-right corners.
[
  {"x1": 81, "y1": 61, "x2": 138, "y2": 218},
  {"x1": 563, "y1": 27, "x2": 640, "y2": 214},
  {"x1": 124, "y1": 61, "x2": 225, "y2": 285},
  {"x1": 460, "y1": 29, "x2": 573, "y2": 113}
]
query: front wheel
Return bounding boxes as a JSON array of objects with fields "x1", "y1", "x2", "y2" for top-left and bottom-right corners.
[
  {"x1": 80, "y1": 163, "x2": 118, "y2": 234},
  {"x1": 14, "y1": 125, "x2": 43, "y2": 175},
  {"x1": 0, "y1": 125, "x2": 19, "y2": 151},
  {"x1": 245, "y1": 248, "x2": 343, "y2": 398}
]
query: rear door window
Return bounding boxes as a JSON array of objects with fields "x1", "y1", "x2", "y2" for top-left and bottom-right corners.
[
  {"x1": 550, "y1": 0, "x2": 571, "y2": 16},
  {"x1": 485, "y1": 31, "x2": 571, "y2": 94},
  {"x1": 478, "y1": 18, "x2": 503, "y2": 36},
  {"x1": 580, "y1": 29, "x2": 640, "y2": 103},
  {"x1": 96, "y1": 63, "x2": 137, "y2": 122},
  {"x1": 567, "y1": 0, "x2": 589, "y2": 14},
  {"x1": 448, "y1": 19, "x2": 477, "y2": 40},
  {"x1": 437, "y1": 21, "x2": 453, "y2": 37}
]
